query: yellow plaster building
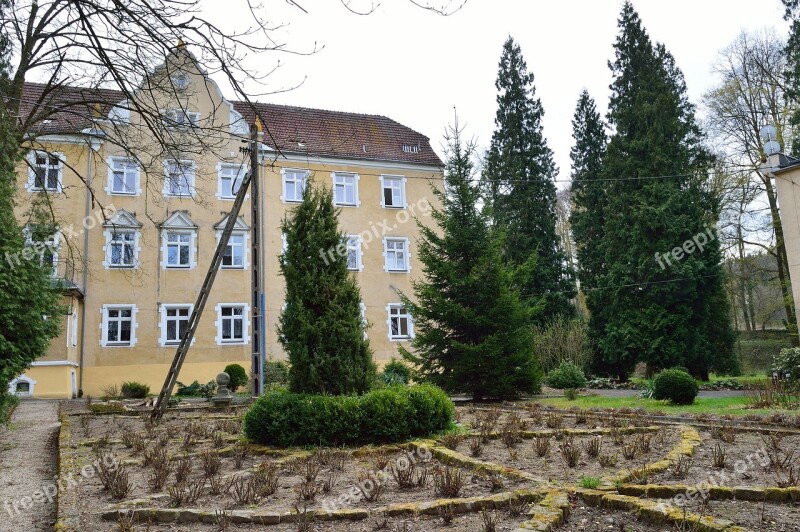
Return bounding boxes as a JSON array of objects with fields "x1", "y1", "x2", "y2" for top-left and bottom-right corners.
[{"x1": 9, "y1": 49, "x2": 442, "y2": 398}]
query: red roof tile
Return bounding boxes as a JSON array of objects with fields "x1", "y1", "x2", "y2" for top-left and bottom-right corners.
[{"x1": 16, "y1": 82, "x2": 442, "y2": 167}]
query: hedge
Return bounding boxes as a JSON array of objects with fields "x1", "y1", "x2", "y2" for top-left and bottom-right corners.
[{"x1": 243, "y1": 384, "x2": 454, "y2": 447}]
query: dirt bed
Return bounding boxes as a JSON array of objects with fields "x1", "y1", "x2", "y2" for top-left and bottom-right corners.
[{"x1": 649, "y1": 429, "x2": 800, "y2": 488}]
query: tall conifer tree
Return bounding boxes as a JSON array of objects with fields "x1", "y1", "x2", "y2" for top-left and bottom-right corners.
[
  {"x1": 593, "y1": 2, "x2": 736, "y2": 379},
  {"x1": 482, "y1": 36, "x2": 575, "y2": 322},
  {"x1": 278, "y1": 184, "x2": 376, "y2": 395},
  {"x1": 401, "y1": 124, "x2": 541, "y2": 400}
]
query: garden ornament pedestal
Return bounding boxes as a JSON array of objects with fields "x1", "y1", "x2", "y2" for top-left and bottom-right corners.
[{"x1": 212, "y1": 372, "x2": 233, "y2": 407}]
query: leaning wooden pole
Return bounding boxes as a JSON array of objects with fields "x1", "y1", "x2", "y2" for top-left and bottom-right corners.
[{"x1": 151, "y1": 124, "x2": 259, "y2": 419}]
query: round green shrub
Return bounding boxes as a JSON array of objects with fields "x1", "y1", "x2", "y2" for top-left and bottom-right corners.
[
  {"x1": 121, "y1": 381, "x2": 150, "y2": 399},
  {"x1": 546, "y1": 362, "x2": 587, "y2": 390},
  {"x1": 381, "y1": 358, "x2": 412, "y2": 385},
  {"x1": 243, "y1": 385, "x2": 453, "y2": 447},
  {"x1": 652, "y1": 369, "x2": 699, "y2": 405},
  {"x1": 223, "y1": 364, "x2": 248, "y2": 392}
]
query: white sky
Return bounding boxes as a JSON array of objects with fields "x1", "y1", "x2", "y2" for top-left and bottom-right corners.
[{"x1": 207, "y1": 0, "x2": 789, "y2": 185}]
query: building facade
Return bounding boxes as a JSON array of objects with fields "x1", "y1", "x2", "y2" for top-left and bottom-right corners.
[{"x1": 9, "y1": 49, "x2": 442, "y2": 398}]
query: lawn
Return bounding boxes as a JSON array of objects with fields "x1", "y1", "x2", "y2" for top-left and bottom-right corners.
[{"x1": 534, "y1": 394, "x2": 795, "y2": 417}]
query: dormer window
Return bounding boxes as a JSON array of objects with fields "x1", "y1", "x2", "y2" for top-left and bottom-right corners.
[{"x1": 171, "y1": 72, "x2": 190, "y2": 91}]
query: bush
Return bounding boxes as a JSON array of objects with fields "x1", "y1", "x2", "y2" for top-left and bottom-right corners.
[
  {"x1": 381, "y1": 358, "x2": 412, "y2": 385},
  {"x1": 546, "y1": 362, "x2": 587, "y2": 390},
  {"x1": 223, "y1": 364, "x2": 248, "y2": 393},
  {"x1": 773, "y1": 347, "x2": 800, "y2": 382},
  {"x1": 0, "y1": 393, "x2": 19, "y2": 425},
  {"x1": 652, "y1": 369, "x2": 699, "y2": 405},
  {"x1": 243, "y1": 385, "x2": 453, "y2": 447},
  {"x1": 564, "y1": 388, "x2": 579, "y2": 400},
  {"x1": 532, "y1": 317, "x2": 592, "y2": 373},
  {"x1": 264, "y1": 360, "x2": 290, "y2": 388},
  {"x1": 121, "y1": 381, "x2": 150, "y2": 399}
]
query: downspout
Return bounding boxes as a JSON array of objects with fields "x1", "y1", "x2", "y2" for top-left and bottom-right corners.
[{"x1": 77, "y1": 139, "x2": 94, "y2": 397}]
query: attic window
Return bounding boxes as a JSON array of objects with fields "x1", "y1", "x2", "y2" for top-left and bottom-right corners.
[{"x1": 402, "y1": 144, "x2": 420, "y2": 154}]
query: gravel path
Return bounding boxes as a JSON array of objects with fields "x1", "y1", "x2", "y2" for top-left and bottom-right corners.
[{"x1": 0, "y1": 400, "x2": 60, "y2": 531}]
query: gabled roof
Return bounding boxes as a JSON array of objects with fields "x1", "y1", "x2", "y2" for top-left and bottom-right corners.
[
  {"x1": 103, "y1": 209, "x2": 142, "y2": 229},
  {"x1": 16, "y1": 82, "x2": 443, "y2": 167},
  {"x1": 214, "y1": 214, "x2": 249, "y2": 231},
  {"x1": 160, "y1": 210, "x2": 197, "y2": 229}
]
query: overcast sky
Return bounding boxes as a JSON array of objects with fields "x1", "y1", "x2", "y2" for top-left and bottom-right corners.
[{"x1": 209, "y1": 0, "x2": 789, "y2": 185}]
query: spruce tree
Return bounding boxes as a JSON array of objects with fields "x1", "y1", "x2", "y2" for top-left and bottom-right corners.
[
  {"x1": 278, "y1": 183, "x2": 375, "y2": 395},
  {"x1": 482, "y1": 36, "x2": 576, "y2": 322},
  {"x1": 594, "y1": 2, "x2": 736, "y2": 379},
  {"x1": 569, "y1": 90, "x2": 608, "y2": 364},
  {"x1": 400, "y1": 124, "x2": 541, "y2": 400},
  {"x1": 0, "y1": 4, "x2": 63, "y2": 396}
]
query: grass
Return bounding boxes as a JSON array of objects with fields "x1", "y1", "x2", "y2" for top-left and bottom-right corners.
[
  {"x1": 579, "y1": 475, "x2": 601, "y2": 489},
  {"x1": 0, "y1": 394, "x2": 19, "y2": 425},
  {"x1": 534, "y1": 395, "x2": 796, "y2": 417}
]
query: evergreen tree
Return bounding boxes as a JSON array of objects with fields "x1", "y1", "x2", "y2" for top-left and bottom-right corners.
[
  {"x1": 401, "y1": 123, "x2": 541, "y2": 400},
  {"x1": 482, "y1": 36, "x2": 576, "y2": 322},
  {"x1": 593, "y1": 2, "x2": 736, "y2": 379},
  {"x1": 0, "y1": 0, "x2": 63, "y2": 397},
  {"x1": 568, "y1": 90, "x2": 608, "y2": 364},
  {"x1": 278, "y1": 184, "x2": 375, "y2": 395},
  {"x1": 783, "y1": 0, "x2": 800, "y2": 151}
]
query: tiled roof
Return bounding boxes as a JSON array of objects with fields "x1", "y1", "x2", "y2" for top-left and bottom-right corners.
[
  {"x1": 17, "y1": 82, "x2": 442, "y2": 167},
  {"x1": 233, "y1": 101, "x2": 442, "y2": 167}
]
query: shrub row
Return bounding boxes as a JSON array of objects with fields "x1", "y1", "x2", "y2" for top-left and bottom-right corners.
[{"x1": 243, "y1": 385, "x2": 454, "y2": 447}]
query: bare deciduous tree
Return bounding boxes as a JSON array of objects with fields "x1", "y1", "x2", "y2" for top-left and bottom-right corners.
[{"x1": 703, "y1": 29, "x2": 798, "y2": 344}]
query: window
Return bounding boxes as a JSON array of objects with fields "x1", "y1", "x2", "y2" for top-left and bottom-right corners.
[
  {"x1": 108, "y1": 231, "x2": 136, "y2": 268},
  {"x1": 384, "y1": 238, "x2": 410, "y2": 272},
  {"x1": 161, "y1": 305, "x2": 192, "y2": 346},
  {"x1": 165, "y1": 232, "x2": 192, "y2": 268},
  {"x1": 109, "y1": 157, "x2": 139, "y2": 195},
  {"x1": 101, "y1": 305, "x2": 137, "y2": 347},
  {"x1": 29, "y1": 152, "x2": 62, "y2": 191},
  {"x1": 162, "y1": 109, "x2": 200, "y2": 128},
  {"x1": 222, "y1": 234, "x2": 245, "y2": 268},
  {"x1": 388, "y1": 305, "x2": 413, "y2": 340},
  {"x1": 282, "y1": 170, "x2": 307, "y2": 202},
  {"x1": 217, "y1": 304, "x2": 247, "y2": 344},
  {"x1": 333, "y1": 173, "x2": 358, "y2": 206},
  {"x1": 346, "y1": 235, "x2": 362, "y2": 271},
  {"x1": 25, "y1": 226, "x2": 59, "y2": 277},
  {"x1": 381, "y1": 175, "x2": 406, "y2": 208},
  {"x1": 218, "y1": 163, "x2": 244, "y2": 199},
  {"x1": 15, "y1": 382, "x2": 30, "y2": 394},
  {"x1": 164, "y1": 160, "x2": 195, "y2": 197}
]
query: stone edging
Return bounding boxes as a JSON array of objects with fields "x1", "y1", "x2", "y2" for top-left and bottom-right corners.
[
  {"x1": 100, "y1": 488, "x2": 548, "y2": 525},
  {"x1": 575, "y1": 488, "x2": 746, "y2": 531},
  {"x1": 616, "y1": 483, "x2": 800, "y2": 503},
  {"x1": 513, "y1": 489, "x2": 570, "y2": 531},
  {"x1": 54, "y1": 413, "x2": 80, "y2": 531}
]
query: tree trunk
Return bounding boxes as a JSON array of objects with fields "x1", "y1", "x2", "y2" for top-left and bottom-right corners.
[{"x1": 736, "y1": 227, "x2": 753, "y2": 332}]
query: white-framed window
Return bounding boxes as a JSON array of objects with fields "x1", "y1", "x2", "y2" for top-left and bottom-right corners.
[
  {"x1": 346, "y1": 235, "x2": 363, "y2": 272},
  {"x1": 333, "y1": 172, "x2": 359, "y2": 206},
  {"x1": 387, "y1": 304, "x2": 413, "y2": 340},
  {"x1": 380, "y1": 175, "x2": 406, "y2": 208},
  {"x1": 159, "y1": 304, "x2": 193, "y2": 346},
  {"x1": 24, "y1": 225, "x2": 59, "y2": 277},
  {"x1": 108, "y1": 157, "x2": 140, "y2": 195},
  {"x1": 161, "y1": 109, "x2": 200, "y2": 129},
  {"x1": 164, "y1": 232, "x2": 193, "y2": 268},
  {"x1": 27, "y1": 151, "x2": 63, "y2": 192},
  {"x1": 8, "y1": 375, "x2": 36, "y2": 397},
  {"x1": 164, "y1": 160, "x2": 196, "y2": 197},
  {"x1": 215, "y1": 303, "x2": 249, "y2": 345},
  {"x1": 384, "y1": 237, "x2": 410, "y2": 272},
  {"x1": 222, "y1": 233, "x2": 246, "y2": 269},
  {"x1": 282, "y1": 169, "x2": 307, "y2": 203},
  {"x1": 218, "y1": 163, "x2": 245, "y2": 199},
  {"x1": 107, "y1": 231, "x2": 137, "y2": 268},
  {"x1": 100, "y1": 304, "x2": 138, "y2": 347}
]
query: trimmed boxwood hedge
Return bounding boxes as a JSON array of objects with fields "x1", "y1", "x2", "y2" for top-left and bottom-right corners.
[
  {"x1": 652, "y1": 369, "x2": 699, "y2": 405},
  {"x1": 243, "y1": 384, "x2": 454, "y2": 447}
]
